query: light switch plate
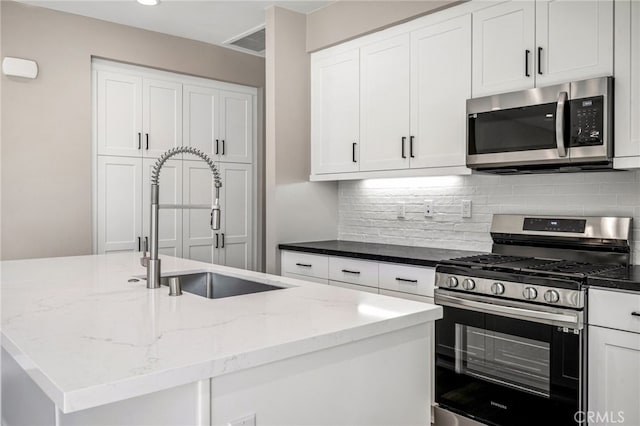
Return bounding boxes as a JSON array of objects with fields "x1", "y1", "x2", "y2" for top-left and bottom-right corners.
[
  {"x1": 228, "y1": 414, "x2": 256, "y2": 426},
  {"x1": 397, "y1": 202, "x2": 406, "y2": 219},
  {"x1": 462, "y1": 200, "x2": 472, "y2": 218},
  {"x1": 424, "y1": 200, "x2": 433, "y2": 217}
]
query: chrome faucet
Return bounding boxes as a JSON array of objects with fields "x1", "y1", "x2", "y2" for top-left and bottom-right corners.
[{"x1": 141, "y1": 147, "x2": 222, "y2": 289}]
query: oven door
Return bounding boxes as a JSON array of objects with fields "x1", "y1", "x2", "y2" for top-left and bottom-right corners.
[
  {"x1": 466, "y1": 83, "x2": 571, "y2": 169},
  {"x1": 435, "y1": 290, "x2": 582, "y2": 426}
]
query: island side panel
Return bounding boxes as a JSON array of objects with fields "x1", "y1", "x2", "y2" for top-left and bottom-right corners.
[{"x1": 210, "y1": 323, "x2": 432, "y2": 426}]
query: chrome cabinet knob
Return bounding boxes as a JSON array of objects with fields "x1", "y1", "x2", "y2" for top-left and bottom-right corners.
[
  {"x1": 491, "y1": 282, "x2": 505, "y2": 295},
  {"x1": 446, "y1": 276, "x2": 459, "y2": 288},
  {"x1": 544, "y1": 290, "x2": 560, "y2": 303},
  {"x1": 462, "y1": 278, "x2": 476, "y2": 290},
  {"x1": 523, "y1": 287, "x2": 538, "y2": 300}
]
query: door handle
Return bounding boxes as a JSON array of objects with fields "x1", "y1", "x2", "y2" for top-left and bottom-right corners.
[
  {"x1": 537, "y1": 47, "x2": 543, "y2": 75},
  {"x1": 401, "y1": 136, "x2": 407, "y2": 159},
  {"x1": 396, "y1": 277, "x2": 418, "y2": 283},
  {"x1": 137, "y1": 236, "x2": 141, "y2": 252},
  {"x1": 352, "y1": 142, "x2": 357, "y2": 163},
  {"x1": 215, "y1": 233, "x2": 219, "y2": 249},
  {"x1": 409, "y1": 136, "x2": 415, "y2": 158},
  {"x1": 215, "y1": 139, "x2": 219, "y2": 155},
  {"x1": 145, "y1": 133, "x2": 149, "y2": 150},
  {"x1": 341, "y1": 269, "x2": 360, "y2": 275},
  {"x1": 221, "y1": 233, "x2": 225, "y2": 248},
  {"x1": 144, "y1": 237, "x2": 148, "y2": 252},
  {"x1": 138, "y1": 133, "x2": 141, "y2": 150},
  {"x1": 296, "y1": 263, "x2": 312, "y2": 268},
  {"x1": 525, "y1": 49, "x2": 531, "y2": 77},
  {"x1": 555, "y1": 91, "x2": 568, "y2": 158},
  {"x1": 632, "y1": 312, "x2": 640, "y2": 317},
  {"x1": 221, "y1": 140, "x2": 225, "y2": 156}
]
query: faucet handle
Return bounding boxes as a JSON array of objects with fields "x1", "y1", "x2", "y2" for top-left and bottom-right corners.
[{"x1": 211, "y1": 203, "x2": 221, "y2": 231}]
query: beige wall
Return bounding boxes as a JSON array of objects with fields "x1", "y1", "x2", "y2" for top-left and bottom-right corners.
[
  {"x1": 306, "y1": 0, "x2": 462, "y2": 52},
  {"x1": 0, "y1": 1, "x2": 265, "y2": 260},
  {"x1": 264, "y1": 6, "x2": 338, "y2": 274}
]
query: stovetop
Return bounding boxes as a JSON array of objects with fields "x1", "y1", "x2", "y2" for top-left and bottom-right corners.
[{"x1": 443, "y1": 254, "x2": 623, "y2": 279}]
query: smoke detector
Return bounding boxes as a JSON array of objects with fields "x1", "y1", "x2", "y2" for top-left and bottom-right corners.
[{"x1": 224, "y1": 26, "x2": 265, "y2": 56}]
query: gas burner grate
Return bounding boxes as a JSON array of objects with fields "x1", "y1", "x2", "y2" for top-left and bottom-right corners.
[
  {"x1": 449, "y1": 254, "x2": 529, "y2": 265},
  {"x1": 528, "y1": 261, "x2": 622, "y2": 276}
]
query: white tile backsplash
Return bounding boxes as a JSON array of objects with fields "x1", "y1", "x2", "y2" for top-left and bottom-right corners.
[{"x1": 338, "y1": 171, "x2": 640, "y2": 264}]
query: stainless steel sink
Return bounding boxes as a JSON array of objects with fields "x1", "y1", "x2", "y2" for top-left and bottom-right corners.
[{"x1": 160, "y1": 272, "x2": 285, "y2": 299}]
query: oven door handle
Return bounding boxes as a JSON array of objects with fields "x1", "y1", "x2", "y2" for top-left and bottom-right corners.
[
  {"x1": 435, "y1": 292, "x2": 582, "y2": 329},
  {"x1": 555, "y1": 91, "x2": 568, "y2": 158}
]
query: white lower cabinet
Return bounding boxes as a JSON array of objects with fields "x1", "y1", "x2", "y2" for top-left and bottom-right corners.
[
  {"x1": 588, "y1": 288, "x2": 640, "y2": 426},
  {"x1": 379, "y1": 263, "x2": 435, "y2": 298},
  {"x1": 329, "y1": 257, "x2": 379, "y2": 287}
]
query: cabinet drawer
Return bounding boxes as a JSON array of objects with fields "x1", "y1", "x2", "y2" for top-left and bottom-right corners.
[
  {"x1": 379, "y1": 263, "x2": 435, "y2": 297},
  {"x1": 329, "y1": 257, "x2": 378, "y2": 287},
  {"x1": 589, "y1": 288, "x2": 640, "y2": 333},
  {"x1": 329, "y1": 280, "x2": 378, "y2": 295},
  {"x1": 281, "y1": 251, "x2": 328, "y2": 279},
  {"x1": 282, "y1": 271, "x2": 329, "y2": 285},
  {"x1": 379, "y1": 289, "x2": 434, "y2": 304}
]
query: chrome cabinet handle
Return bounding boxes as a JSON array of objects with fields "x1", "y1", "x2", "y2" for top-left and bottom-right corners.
[
  {"x1": 396, "y1": 277, "x2": 418, "y2": 283},
  {"x1": 342, "y1": 269, "x2": 360, "y2": 275},
  {"x1": 555, "y1": 91, "x2": 568, "y2": 158},
  {"x1": 295, "y1": 263, "x2": 312, "y2": 268}
]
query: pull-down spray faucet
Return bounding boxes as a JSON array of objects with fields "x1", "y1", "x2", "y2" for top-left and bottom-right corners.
[{"x1": 141, "y1": 147, "x2": 222, "y2": 289}]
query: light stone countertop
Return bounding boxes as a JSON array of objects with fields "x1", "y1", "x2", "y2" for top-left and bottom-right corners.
[{"x1": 0, "y1": 253, "x2": 442, "y2": 413}]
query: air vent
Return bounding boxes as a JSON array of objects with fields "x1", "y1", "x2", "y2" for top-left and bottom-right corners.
[{"x1": 228, "y1": 28, "x2": 265, "y2": 54}]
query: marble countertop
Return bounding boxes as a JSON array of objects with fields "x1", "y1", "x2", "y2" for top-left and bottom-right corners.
[
  {"x1": 1, "y1": 253, "x2": 441, "y2": 413},
  {"x1": 278, "y1": 240, "x2": 483, "y2": 267}
]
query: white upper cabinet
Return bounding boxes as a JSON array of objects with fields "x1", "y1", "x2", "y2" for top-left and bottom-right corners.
[
  {"x1": 142, "y1": 159, "x2": 183, "y2": 258},
  {"x1": 472, "y1": 0, "x2": 613, "y2": 97},
  {"x1": 535, "y1": 0, "x2": 613, "y2": 86},
  {"x1": 96, "y1": 71, "x2": 143, "y2": 157},
  {"x1": 311, "y1": 49, "x2": 360, "y2": 174},
  {"x1": 182, "y1": 160, "x2": 218, "y2": 264},
  {"x1": 410, "y1": 14, "x2": 471, "y2": 169},
  {"x1": 96, "y1": 156, "x2": 142, "y2": 254},
  {"x1": 219, "y1": 91, "x2": 253, "y2": 164},
  {"x1": 472, "y1": 1, "x2": 536, "y2": 97},
  {"x1": 183, "y1": 84, "x2": 219, "y2": 159},
  {"x1": 143, "y1": 78, "x2": 183, "y2": 158},
  {"x1": 360, "y1": 34, "x2": 411, "y2": 172}
]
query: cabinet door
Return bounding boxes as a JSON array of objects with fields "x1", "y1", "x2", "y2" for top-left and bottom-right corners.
[
  {"x1": 472, "y1": 1, "x2": 535, "y2": 97},
  {"x1": 142, "y1": 159, "x2": 183, "y2": 258},
  {"x1": 183, "y1": 84, "x2": 219, "y2": 159},
  {"x1": 219, "y1": 91, "x2": 253, "y2": 164},
  {"x1": 143, "y1": 78, "x2": 182, "y2": 158},
  {"x1": 588, "y1": 326, "x2": 640, "y2": 426},
  {"x1": 96, "y1": 156, "x2": 142, "y2": 254},
  {"x1": 536, "y1": 0, "x2": 613, "y2": 87},
  {"x1": 311, "y1": 49, "x2": 360, "y2": 174},
  {"x1": 96, "y1": 71, "x2": 142, "y2": 157},
  {"x1": 182, "y1": 160, "x2": 218, "y2": 264},
  {"x1": 360, "y1": 34, "x2": 411, "y2": 171},
  {"x1": 410, "y1": 15, "x2": 471, "y2": 169},
  {"x1": 218, "y1": 163, "x2": 253, "y2": 270}
]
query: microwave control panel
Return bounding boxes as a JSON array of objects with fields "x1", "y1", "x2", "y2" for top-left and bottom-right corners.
[{"x1": 570, "y1": 96, "x2": 604, "y2": 146}]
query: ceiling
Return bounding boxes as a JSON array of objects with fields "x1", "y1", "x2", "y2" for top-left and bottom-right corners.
[{"x1": 19, "y1": 0, "x2": 331, "y2": 55}]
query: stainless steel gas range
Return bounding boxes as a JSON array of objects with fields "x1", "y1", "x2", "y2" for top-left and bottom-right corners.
[{"x1": 433, "y1": 214, "x2": 632, "y2": 426}]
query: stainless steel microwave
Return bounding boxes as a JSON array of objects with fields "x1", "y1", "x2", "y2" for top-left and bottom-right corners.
[{"x1": 466, "y1": 76, "x2": 613, "y2": 174}]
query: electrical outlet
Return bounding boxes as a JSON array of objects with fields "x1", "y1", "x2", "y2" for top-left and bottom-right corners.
[
  {"x1": 397, "y1": 202, "x2": 406, "y2": 219},
  {"x1": 424, "y1": 200, "x2": 434, "y2": 217},
  {"x1": 228, "y1": 414, "x2": 256, "y2": 426},
  {"x1": 462, "y1": 200, "x2": 472, "y2": 218}
]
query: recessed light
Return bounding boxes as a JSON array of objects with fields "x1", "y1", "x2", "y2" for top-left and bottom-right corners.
[{"x1": 137, "y1": 0, "x2": 159, "y2": 5}]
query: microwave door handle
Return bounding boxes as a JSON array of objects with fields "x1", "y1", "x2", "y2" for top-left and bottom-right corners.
[{"x1": 556, "y1": 91, "x2": 568, "y2": 158}]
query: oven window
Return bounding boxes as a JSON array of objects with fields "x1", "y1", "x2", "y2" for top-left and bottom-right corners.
[
  {"x1": 468, "y1": 102, "x2": 558, "y2": 154},
  {"x1": 456, "y1": 324, "x2": 551, "y2": 397}
]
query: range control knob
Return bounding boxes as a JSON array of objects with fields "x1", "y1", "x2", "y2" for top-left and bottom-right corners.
[
  {"x1": 491, "y1": 282, "x2": 505, "y2": 295},
  {"x1": 446, "y1": 276, "x2": 459, "y2": 288},
  {"x1": 462, "y1": 279, "x2": 476, "y2": 290},
  {"x1": 523, "y1": 287, "x2": 538, "y2": 300},
  {"x1": 544, "y1": 290, "x2": 560, "y2": 303}
]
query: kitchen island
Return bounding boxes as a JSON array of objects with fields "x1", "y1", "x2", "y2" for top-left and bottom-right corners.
[{"x1": 1, "y1": 253, "x2": 441, "y2": 426}]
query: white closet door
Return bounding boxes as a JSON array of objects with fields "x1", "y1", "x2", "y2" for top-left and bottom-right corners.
[
  {"x1": 311, "y1": 49, "x2": 360, "y2": 174},
  {"x1": 535, "y1": 0, "x2": 613, "y2": 86},
  {"x1": 97, "y1": 156, "x2": 142, "y2": 254},
  {"x1": 410, "y1": 14, "x2": 471, "y2": 169},
  {"x1": 143, "y1": 78, "x2": 183, "y2": 158},
  {"x1": 142, "y1": 159, "x2": 183, "y2": 258},
  {"x1": 218, "y1": 163, "x2": 253, "y2": 270},
  {"x1": 183, "y1": 84, "x2": 219, "y2": 159},
  {"x1": 96, "y1": 71, "x2": 142, "y2": 157},
  {"x1": 472, "y1": 1, "x2": 535, "y2": 97},
  {"x1": 182, "y1": 160, "x2": 218, "y2": 264},
  {"x1": 359, "y1": 33, "x2": 411, "y2": 172},
  {"x1": 219, "y1": 91, "x2": 253, "y2": 164}
]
